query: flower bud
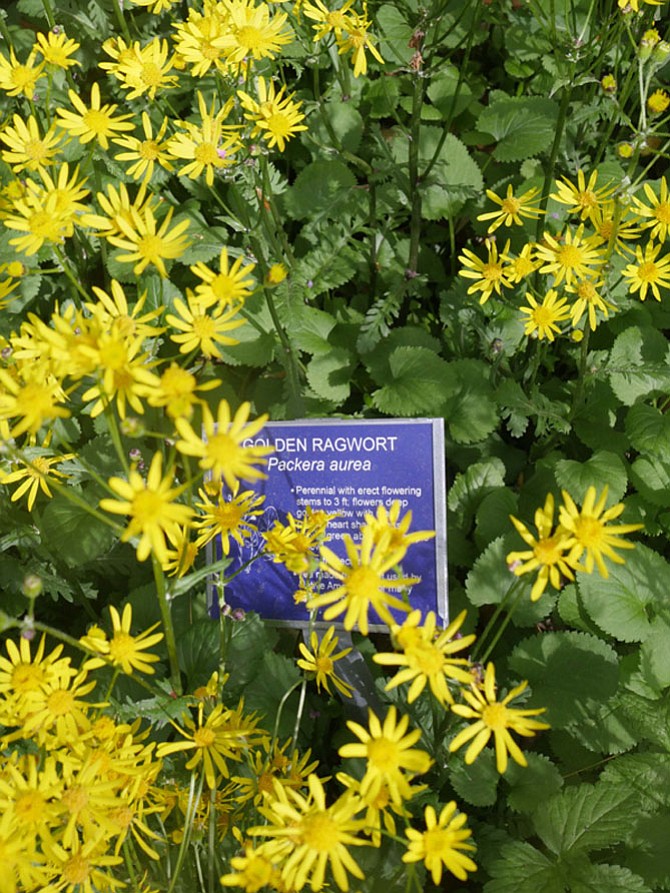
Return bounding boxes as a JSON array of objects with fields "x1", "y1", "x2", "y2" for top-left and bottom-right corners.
[{"x1": 22, "y1": 573, "x2": 43, "y2": 599}]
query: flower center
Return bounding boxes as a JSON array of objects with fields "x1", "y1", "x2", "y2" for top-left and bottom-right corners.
[
  {"x1": 534, "y1": 536, "x2": 565, "y2": 565},
  {"x1": 410, "y1": 644, "x2": 444, "y2": 676},
  {"x1": 194, "y1": 143, "x2": 220, "y2": 165},
  {"x1": 192, "y1": 314, "x2": 218, "y2": 339},
  {"x1": 63, "y1": 853, "x2": 90, "y2": 885},
  {"x1": 638, "y1": 261, "x2": 658, "y2": 282},
  {"x1": 11, "y1": 662, "x2": 44, "y2": 692},
  {"x1": 300, "y1": 813, "x2": 337, "y2": 850},
  {"x1": 140, "y1": 139, "x2": 161, "y2": 160},
  {"x1": 62, "y1": 785, "x2": 89, "y2": 814},
  {"x1": 47, "y1": 688, "x2": 74, "y2": 716},
  {"x1": 346, "y1": 565, "x2": 381, "y2": 599},
  {"x1": 207, "y1": 432, "x2": 238, "y2": 464},
  {"x1": 501, "y1": 197, "x2": 521, "y2": 215},
  {"x1": 141, "y1": 62, "x2": 163, "y2": 86},
  {"x1": 482, "y1": 262, "x2": 504, "y2": 282},
  {"x1": 194, "y1": 727, "x2": 216, "y2": 748},
  {"x1": 137, "y1": 234, "x2": 164, "y2": 260},
  {"x1": 574, "y1": 515, "x2": 602, "y2": 546},
  {"x1": 83, "y1": 109, "x2": 110, "y2": 134},
  {"x1": 267, "y1": 113, "x2": 292, "y2": 137},
  {"x1": 481, "y1": 702, "x2": 509, "y2": 730},
  {"x1": 237, "y1": 26, "x2": 263, "y2": 50},
  {"x1": 558, "y1": 245, "x2": 582, "y2": 268},
  {"x1": 24, "y1": 139, "x2": 48, "y2": 161},
  {"x1": 15, "y1": 790, "x2": 45, "y2": 824},
  {"x1": 315, "y1": 655, "x2": 334, "y2": 674},
  {"x1": 367, "y1": 736, "x2": 399, "y2": 769},
  {"x1": 655, "y1": 203, "x2": 670, "y2": 224},
  {"x1": 132, "y1": 489, "x2": 165, "y2": 524},
  {"x1": 109, "y1": 631, "x2": 136, "y2": 662}
]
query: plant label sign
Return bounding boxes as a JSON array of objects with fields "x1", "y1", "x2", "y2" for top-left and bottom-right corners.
[{"x1": 212, "y1": 418, "x2": 448, "y2": 628}]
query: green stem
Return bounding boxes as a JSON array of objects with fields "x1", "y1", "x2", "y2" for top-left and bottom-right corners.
[
  {"x1": 53, "y1": 246, "x2": 91, "y2": 302},
  {"x1": 406, "y1": 73, "x2": 426, "y2": 276},
  {"x1": 262, "y1": 282, "x2": 304, "y2": 418},
  {"x1": 291, "y1": 678, "x2": 308, "y2": 745},
  {"x1": 153, "y1": 555, "x2": 182, "y2": 695},
  {"x1": 472, "y1": 577, "x2": 524, "y2": 662},
  {"x1": 110, "y1": 0, "x2": 131, "y2": 42},
  {"x1": 477, "y1": 581, "x2": 528, "y2": 666},
  {"x1": 535, "y1": 84, "x2": 573, "y2": 247},
  {"x1": 166, "y1": 770, "x2": 204, "y2": 893}
]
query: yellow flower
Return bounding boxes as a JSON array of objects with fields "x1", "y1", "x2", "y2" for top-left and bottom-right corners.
[
  {"x1": 0, "y1": 635, "x2": 73, "y2": 725},
  {"x1": 565, "y1": 276, "x2": 615, "y2": 330},
  {"x1": 220, "y1": 843, "x2": 282, "y2": 892},
  {"x1": 336, "y1": 11, "x2": 384, "y2": 77},
  {"x1": 161, "y1": 526, "x2": 199, "y2": 578},
  {"x1": 520, "y1": 288, "x2": 571, "y2": 341},
  {"x1": 238, "y1": 77, "x2": 307, "y2": 152},
  {"x1": 174, "y1": 399, "x2": 272, "y2": 491},
  {"x1": 0, "y1": 448, "x2": 74, "y2": 511},
  {"x1": 633, "y1": 176, "x2": 670, "y2": 242},
  {"x1": 373, "y1": 609, "x2": 475, "y2": 705},
  {"x1": 449, "y1": 662, "x2": 549, "y2": 773},
  {"x1": 477, "y1": 184, "x2": 542, "y2": 232},
  {"x1": 551, "y1": 170, "x2": 614, "y2": 221},
  {"x1": 263, "y1": 507, "x2": 333, "y2": 574},
  {"x1": 311, "y1": 527, "x2": 418, "y2": 634},
  {"x1": 191, "y1": 247, "x2": 257, "y2": 308},
  {"x1": 339, "y1": 706, "x2": 432, "y2": 806},
  {"x1": 113, "y1": 112, "x2": 174, "y2": 182},
  {"x1": 168, "y1": 92, "x2": 240, "y2": 186},
  {"x1": 99, "y1": 451, "x2": 194, "y2": 563},
  {"x1": 458, "y1": 238, "x2": 511, "y2": 303},
  {"x1": 34, "y1": 30, "x2": 81, "y2": 69},
  {"x1": 303, "y1": 0, "x2": 358, "y2": 41},
  {"x1": 79, "y1": 330, "x2": 158, "y2": 419},
  {"x1": 216, "y1": 0, "x2": 293, "y2": 66},
  {"x1": 107, "y1": 204, "x2": 191, "y2": 278},
  {"x1": 0, "y1": 368, "x2": 70, "y2": 437},
  {"x1": 558, "y1": 485, "x2": 643, "y2": 578},
  {"x1": 232, "y1": 738, "x2": 319, "y2": 806},
  {"x1": 87, "y1": 604, "x2": 164, "y2": 675},
  {"x1": 501, "y1": 241, "x2": 541, "y2": 283},
  {"x1": 172, "y1": 3, "x2": 234, "y2": 77},
  {"x1": 507, "y1": 493, "x2": 576, "y2": 601},
  {"x1": 0, "y1": 113, "x2": 64, "y2": 173},
  {"x1": 622, "y1": 240, "x2": 670, "y2": 301},
  {"x1": 158, "y1": 702, "x2": 264, "y2": 788},
  {"x1": 403, "y1": 802, "x2": 477, "y2": 884},
  {"x1": 589, "y1": 199, "x2": 642, "y2": 250},
  {"x1": 361, "y1": 499, "x2": 435, "y2": 560},
  {"x1": 535, "y1": 225, "x2": 605, "y2": 285},
  {"x1": 56, "y1": 81, "x2": 134, "y2": 149},
  {"x1": 297, "y1": 626, "x2": 354, "y2": 698},
  {"x1": 21, "y1": 669, "x2": 100, "y2": 746},
  {"x1": 0, "y1": 48, "x2": 45, "y2": 98},
  {"x1": 193, "y1": 486, "x2": 264, "y2": 550},
  {"x1": 251, "y1": 774, "x2": 368, "y2": 892},
  {"x1": 647, "y1": 89, "x2": 670, "y2": 116},
  {"x1": 143, "y1": 362, "x2": 219, "y2": 420},
  {"x1": 165, "y1": 289, "x2": 244, "y2": 357},
  {"x1": 110, "y1": 37, "x2": 178, "y2": 100},
  {"x1": 265, "y1": 262, "x2": 288, "y2": 285},
  {"x1": 86, "y1": 278, "x2": 165, "y2": 341}
]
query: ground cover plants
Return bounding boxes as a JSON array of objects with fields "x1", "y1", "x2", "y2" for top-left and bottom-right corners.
[{"x1": 1, "y1": 0, "x2": 670, "y2": 889}]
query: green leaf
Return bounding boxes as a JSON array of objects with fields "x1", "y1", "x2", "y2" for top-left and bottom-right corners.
[
  {"x1": 477, "y1": 96, "x2": 559, "y2": 162},
  {"x1": 311, "y1": 102, "x2": 364, "y2": 153},
  {"x1": 601, "y1": 752, "x2": 670, "y2": 812},
  {"x1": 443, "y1": 359, "x2": 499, "y2": 444},
  {"x1": 363, "y1": 77, "x2": 400, "y2": 118},
  {"x1": 283, "y1": 160, "x2": 357, "y2": 220},
  {"x1": 570, "y1": 862, "x2": 651, "y2": 893},
  {"x1": 291, "y1": 307, "x2": 337, "y2": 355},
  {"x1": 177, "y1": 619, "x2": 219, "y2": 689},
  {"x1": 532, "y1": 782, "x2": 636, "y2": 855},
  {"x1": 465, "y1": 535, "x2": 531, "y2": 607},
  {"x1": 607, "y1": 326, "x2": 670, "y2": 406},
  {"x1": 554, "y1": 451, "x2": 628, "y2": 505},
  {"x1": 223, "y1": 613, "x2": 279, "y2": 699},
  {"x1": 375, "y1": 4, "x2": 414, "y2": 64},
  {"x1": 626, "y1": 813, "x2": 670, "y2": 890},
  {"x1": 504, "y1": 753, "x2": 563, "y2": 813},
  {"x1": 40, "y1": 490, "x2": 116, "y2": 567},
  {"x1": 217, "y1": 320, "x2": 276, "y2": 368},
  {"x1": 475, "y1": 488, "x2": 519, "y2": 549},
  {"x1": 509, "y1": 631, "x2": 619, "y2": 728},
  {"x1": 484, "y1": 840, "x2": 565, "y2": 893},
  {"x1": 242, "y1": 650, "x2": 301, "y2": 739},
  {"x1": 448, "y1": 457, "x2": 507, "y2": 521},
  {"x1": 426, "y1": 67, "x2": 475, "y2": 120},
  {"x1": 449, "y1": 748, "x2": 500, "y2": 807},
  {"x1": 371, "y1": 346, "x2": 454, "y2": 416},
  {"x1": 625, "y1": 403, "x2": 670, "y2": 459},
  {"x1": 577, "y1": 544, "x2": 664, "y2": 643},
  {"x1": 630, "y1": 455, "x2": 670, "y2": 507},
  {"x1": 639, "y1": 615, "x2": 670, "y2": 691},
  {"x1": 306, "y1": 347, "x2": 355, "y2": 403}
]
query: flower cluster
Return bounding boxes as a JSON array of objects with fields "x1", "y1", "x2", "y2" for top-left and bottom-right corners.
[{"x1": 459, "y1": 169, "x2": 670, "y2": 340}]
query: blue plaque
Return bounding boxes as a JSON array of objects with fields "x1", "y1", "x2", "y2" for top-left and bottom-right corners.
[{"x1": 210, "y1": 418, "x2": 448, "y2": 629}]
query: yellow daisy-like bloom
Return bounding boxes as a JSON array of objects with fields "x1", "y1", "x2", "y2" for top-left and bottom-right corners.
[
  {"x1": 85, "y1": 604, "x2": 164, "y2": 675},
  {"x1": 0, "y1": 448, "x2": 74, "y2": 512},
  {"x1": 373, "y1": 609, "x2": 475, "y2": 705},
  {"x1": 449, "y1": 662, "x2": 549, "y2": 774},
  {"x1": 403, "y1": 802, "x2": 477, "y2": 884},
  {"x1": 500, "y1": 241, "x2": 540, "y2": 283},
  {"x1": 161, "y1": 525, "x2": 199, "y2": 578},
  {"x1": 238, "y1": 77, "x2": 308, "y2": 152},
  {"x1": 158, "y1": 702, "x2": 264, "y2": 788},
  {"x1": 589, "y1": 199, "x2": 642, "y2": 252},
  {"x1": 172, "y1": 2, "x2": 234, "y2": 77},
  {"x1": 263, "y1": 507, "x2": 334, "y2": 574},
  {"x1": 174, "y1": 399, "x2": 272, "y2": 491},
  {"x1": 34, "y1": 30, "x2": 81, "y2": 69},
  {"x1": 535, "y1": 225, "x2": 605, "y2": 286},
  {"x1": 168, "y1": 92, "x2": 240, "y2": 186},
  {"x1": 310, "y1": 527, "x2": 418, "y2": 635},
  {"x1": 297, "y1": 626, "x2": 354, "y2": 698},
  {"x1": 520, "y1": 288, "x2": 571, "y2": 341},
  {"x1": 477, "y1": 184, "x2": 542, "y2": 232},
  {"x1": 21, "y1": 668, "x2": 100, "y2": 746},
  {"x1": 507, "y1": 493, "x2": 576, "y2": 601},
  {"x1": 232, "y1": 738, "x2": 320, "y2": 806},
  {"x1": 361, "y1": 500, "x2": 435, "y2": 561},
  {"x1": 193, "y1": 486, "x2": 264, "y2": 550},
  {"x1": 565, "y1": 276, "x2": 615, "y2": 330},
  {"x1": 336, "y1": 771, "x2": 417, "y2": 847},
  {"x1": 40, "y1": 837, "x2": 124, "y2": 893},
  {"x1": 633, "y1": 177, "x2": 670, "y2": 242},
  {"x1": 86, "y1": 278, "x2": 165, "y2": 342},
  {"x1": 107, "y1": 204, "x2": 191, "y2": 278},
  {"x1": 0, "y1": 635, "x2": 73, "y2": 725},
  {"x1": 0, "y1": 368, "x2": 70, "y2": 437},
  {"x1": 558, "y1": 485, "x2": 643, "y2": 578},
  {"x1": 0, "y1": 48, "x2": 44, "y2": 98},
  {"x1": 144, "y1": 362, "x2": 219, "y2": 420},
  {"x1": 647, "y1": 89, "x2": 670, "y2": 116},
  {"x1": 339, "y1": 706, "x2": 432, "y2": 806},
  {"x1": 0, "y1": 113, "x2": 64, "y2": 173},
  {"x1": 303, "y1": 0, "x2": 358, "y2": 41},
  {"x1": 551, "y1": 170, "x2": 614, "y2": 222},
  {"x1": 191, "y1": 247, "x2": 256, "y2": 308},
  {"x1": 113, "y1": 112, "x2": 174, "y2": 183},
  {"x1": 458, "y1": 239, "x2": 511, "y2": 304},
  {"x1": 99, "y1": 451, "x2": 193, "y2": 563},
  {"x1": 56, "y1": 82, "x2": 134, "y2": 149},
  {"x1": 216, "y1": 0, "x2": 294, "y2": 66},
  {"x1": 336, "y1": 12, "x2": 384, "y2": 77},
  {"x1": 265, "y1": 262, "x2": 288, "y2": 285},
  {"x1": 79, "y1": 330, "x2": 158, "y2": 419},
  {"x1": 111, "y1": 37, "x2": 178, "y2": 100},
  {"x1": 221, "y1": 843, "x2": 281, "y2": 892},
  {"x1": 251, "y1": 774, "x2": 368, "y2": 892},
  {"x1": 165, "y1": 289, "x2": 244, "y2": 357},
  {"x1": 622, "y1": 240, "x2": 670, "y2": 301}
]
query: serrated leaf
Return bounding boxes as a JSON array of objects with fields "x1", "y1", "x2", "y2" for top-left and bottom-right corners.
[
  {"x1": 306, "y1": 347, "x2": 355, "y2": 403},
  {"x1": 217, "y1": 321, "x2": 276, "y2": 368},
  {"x1": 475, "y1": 488, "x2": 519, "y2": 548},
  {"x1": 465, "y1": 534, "x2": 531, "y2": 607},
  {"x1": 577, "y1": 544, "x2": 663, "y2": 643},
  {"x1": 630, "y1": 456, "x2": 670, "y2": 507},
  {"x1": 40, "y1": 489, "x2": 117, "y2": 567},
  {"x1": 291, "y1": 306, "x2": 337, "y2": 355},
  {"x1": 375, "y1": 4, "x2": 414, "y2": 64},
  {"x1": 532, "y1": 782, "x2": 636, "y2": 855},
  {"x1": 449, "y1": 749, "x2": 499, "y2": 806},
  {"x1": 283, "y1": 160, "x2": 357, "y2": 220},
  {"x1": 570, "y1": 862, "x2": 651, "y2": 893},
  {"x1": 484, "y1": 840, "x2": 565, "y2": 893},
  {"x1": 607, "y1": 326, "x2": 670, "y2": 405},
  {"x1": 371, "y1": 346, "x2": 454, "y2": 416},
  {"x1": 478, "y1": 96, "x2": 559, "y2": 162},
  {"x1": 444, "y1": 359, "x2": 498, "y2": 444},
  {"x1": 627, "y1": 813, "x2": 670, "y2": 890},
  {"x1": 311, "y1": 102, "x2": 364, "y2": 153},
  {"x1": 626, "y1": 403, "x2": 670, "y2": 459},
  {"x1": 509, "y1": 631, "x2": 619, "y2": 728},
  {"x1": 223, "y1": 612, "x2": 278, "y2": 699},
  {"x1": 294, "y1": 231, "x2": 359, "y2": 297},
  {"x1": 504, "y1": 753, "x2": 563, "y2": 813},
  {"x1": 448, "y1": 457, "x2": 507, "y2": 520},
  {"x1": 640, "y1": 615, "x2": 670, "y2": 691},
  {"x1": 242, "y1": 650, "x2": 301, "y2": 738},
  {"x1": 177, "y1": 619, "x2": 219, "y2": 689},
  {"x1": 554, "y1": 451, "x2": 628, "y2": 505},
  {"x1": 363, "y1": 326, "x2": 442, "y2": 379},
  {"x1": 601, "y1": 753, "x2": 670, "y2": 812}
]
